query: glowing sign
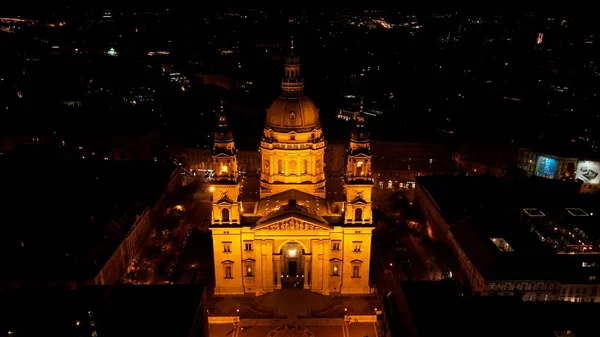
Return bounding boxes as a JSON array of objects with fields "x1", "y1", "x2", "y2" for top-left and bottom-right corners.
[
  {"x1": 576, "y1": 161, "x2": 600, "y2": 184},
  {"x1": 537, "y1": 32, "x2": 544, "y2": 44},
  {"x1": 534, "y1": 156, "x2": 557, "y2": 179}
]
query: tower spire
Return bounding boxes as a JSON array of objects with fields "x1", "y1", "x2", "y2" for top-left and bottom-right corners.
[
  {"x1": 351, "y1": 96, "x2": 369, "y2": 143},
  {"x1": 356, "y1": 96, "x2": 366, "y2": 129},
  {"x1": 217, "y1": 96, "x2": 227, "y2": 126},
  {"x1": 359, "y1": 96, "x2": 364, "y2": 115},
  {"x1": 281, "y1": 37, "x2": 304, "y2": 95}
]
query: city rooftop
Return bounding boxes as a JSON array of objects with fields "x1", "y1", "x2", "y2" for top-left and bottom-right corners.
[
  {"x1": 0, "y1": 146, "x2": 177, "y2": 284},
  {"x1": 417, "y1": 176, "x2": 600, "y2": 282}
]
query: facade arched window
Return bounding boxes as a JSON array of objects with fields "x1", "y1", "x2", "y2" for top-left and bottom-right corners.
[
  {"x1": 302, "y1": 159, "x2": 308, "y2": 174},
  {"x1": 355, "y1": 208, "x2": 363, "y2": 221},
  {"x1": 222, "y1": 209, "x2": 230, "y2": 222},
  {"x1": 289, "y1": 160, "x2": 297, "y2": 175},
  {"x1": 278, "y1": 159, "x2": 284, "y2": 174},
  {"x1": 356, "y1": 161, "x2": 364, "y2": 176}
]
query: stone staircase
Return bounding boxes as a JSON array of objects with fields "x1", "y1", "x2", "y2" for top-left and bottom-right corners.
[
  {"x1": 235, "y1": 297, "x2": 278, "y2": 319},
  {"x1": 308, "y1": 296, "x2": 349, "y2": 318}
]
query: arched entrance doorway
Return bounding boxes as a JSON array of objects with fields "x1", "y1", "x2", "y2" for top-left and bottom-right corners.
[{"x1": 281, "y1": 242, "x2": 304, "y2": 288}]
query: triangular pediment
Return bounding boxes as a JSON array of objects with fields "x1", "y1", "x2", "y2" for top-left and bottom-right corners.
[
  {"x1": 349, "y1": 198, "x2": 367, "y2": 204},
  {"x1": 349, "y1": 153, "x2": 371, "y2": 157},
  {"x1": 329, "y1": 258, "x2": 342, "y2": 262},
  {"x1": 254, "y1": 216, "x2": 331, "y2": 231},
  {"x1": 221, "y1": 260, "x2": 235, "y2": 264},
  {"x1": 213, "y1": 152, "x2": 234, "y2": 158},
  {"x1": 217, "y1": 198, "x2": 235, "y2": 204}
]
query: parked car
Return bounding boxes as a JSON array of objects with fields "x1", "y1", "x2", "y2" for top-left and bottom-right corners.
[{"x1": 394, "y1": 250, "x2": 411, "y2": 266}]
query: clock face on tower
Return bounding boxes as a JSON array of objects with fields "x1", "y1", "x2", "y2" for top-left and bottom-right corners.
[
  {"x1": 355, "y1": 191, "x2": 363, "y2": 199},
  {"x1": 221, "y1": 191, "x2": 229, "y2": 199}
]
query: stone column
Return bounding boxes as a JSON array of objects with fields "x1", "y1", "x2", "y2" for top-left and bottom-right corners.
[
  {"x1": 254, "y1": 240, "x2": 264, "y2": 294},
  {"x1": 264, "y1": 239, "x2": 274, "y2": 292},
  {"x1": 322, "y1": 240, "x2": 330, "y2": 295},
  {"x1": 311, "y1": 239, "x2": 323, "y2": 292},
  {"x1": 274, "y1": 255, "x2": 282, "y2": 289},
  {"x1": 303, "y1": 255, "x2": 311, "y2": 289}
]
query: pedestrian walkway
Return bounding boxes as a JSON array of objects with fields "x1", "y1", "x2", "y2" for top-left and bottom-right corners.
[
  {"x1": 209, "y1": 320, "x2": 378, "y2": 337},
  {"x1": 208, "y1": 289, "x2": 378, "y2": 319},
  {"x1": 208, "y1": 289, "x2": 380, "y2": 336}
]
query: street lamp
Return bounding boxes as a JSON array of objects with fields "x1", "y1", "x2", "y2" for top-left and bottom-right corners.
[{"x1": 209, "y1": 186, "x2": 215, "y2": 192}]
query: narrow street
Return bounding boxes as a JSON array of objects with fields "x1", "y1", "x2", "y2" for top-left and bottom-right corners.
[
  {"x1": 371, "y1": 228, "x2": 417, "y2": 337},
  {"x1": 185, "y1": 184, "x2": 213, "y2": 231},
  {"x1": 122, "y1": 179, "x2": 214, "y2": 285},
  {"x1": 396, "y1": 235, "x2": 430, "y2": 280},
  {"x1": 374, "y1": 219, "x2": 431, "y2": 282},
  {"x1": 168, "y1": 181, "x2": 214, "y2": 284}
]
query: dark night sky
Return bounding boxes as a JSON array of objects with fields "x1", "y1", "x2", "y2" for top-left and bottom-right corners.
[{"x1": 0, "y1": 3, "x2": 588, "y2": 17}]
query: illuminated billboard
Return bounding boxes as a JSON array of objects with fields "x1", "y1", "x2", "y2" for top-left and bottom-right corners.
[
  {"x1": 534, "y1": 156, "x2": 557, "y2": 179},
  {"x1": 576, "y1": 161, "x2": 600, "y2": 184}
]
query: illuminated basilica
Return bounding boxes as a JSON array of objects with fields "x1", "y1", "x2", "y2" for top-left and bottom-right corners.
[{"x1": 209, "y1": 40, "x2": 374, "y2": 296}]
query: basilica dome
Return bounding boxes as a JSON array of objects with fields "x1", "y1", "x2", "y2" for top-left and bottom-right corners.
[
  {"x1": 265, "y1": 39, "x2": 321, "y2": 133},
  {"x1": 265, "y1": 95, "x2": 320, "y2": 133}
]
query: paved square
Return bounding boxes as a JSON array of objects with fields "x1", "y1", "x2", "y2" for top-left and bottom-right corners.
[{"x1": 209, "y1": 321, "x2": 378, "y2": 337}]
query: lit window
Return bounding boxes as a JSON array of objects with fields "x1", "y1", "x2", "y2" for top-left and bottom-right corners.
[
  {"x1": 353, "y1": 241, "x2": 362, "y2": 252},
  {"x1": 429, "y1": 158, "x2": 433, "y2": 164},
  {"x1": 223, "y1": 242, "x2": 231, "y2": 252},
  {"x1": 221, "y1": 165, "x2": 228, "y2": 173},
  {"x1": 332, "y1": 242, "x2": 341, "y2": 251},
  {"x1": 246, "y1": 264, "x2": 253, "y2": 276},
  {"x1": 332, "y1": 264, "x2": 340, "y2": 276}
]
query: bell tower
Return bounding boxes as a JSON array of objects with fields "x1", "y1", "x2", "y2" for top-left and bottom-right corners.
[
  {"x1": 344, "y1": 98, "x2": 374, "y2": 225},
  {"x1": 211, "y1": 99, "x2": 241, "y2": 225}
]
